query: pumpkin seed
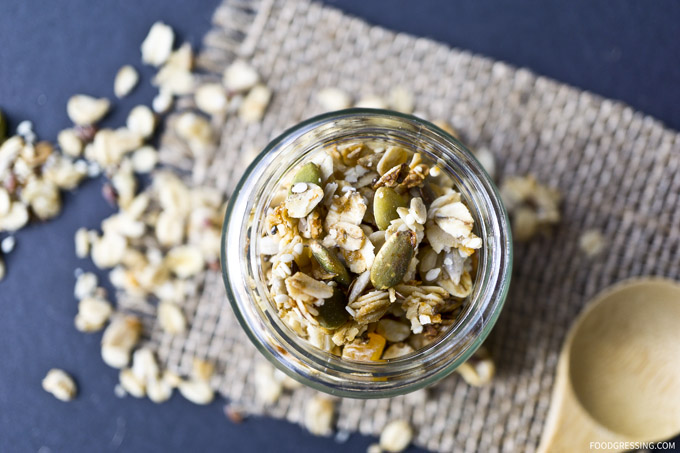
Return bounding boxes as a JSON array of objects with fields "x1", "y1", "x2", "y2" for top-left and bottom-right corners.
[
  {"x1": 317, "y1": 287, "x2": 349, "y2": 329},
  {"x1": 290, "y1": 162, "x2": 323, "y2": 192},
  {"x1": 373, "y1": 187, "x2": 407, "y2": 230},
  {"x1": 310, "y1": 241, "x2": 351, "y2": 286},
  {"x1": 370, "y1": 231, "x2": 415, "y2": 289}
]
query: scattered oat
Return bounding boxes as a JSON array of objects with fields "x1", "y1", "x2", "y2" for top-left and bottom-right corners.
[
  {"x1": 254, "y1": 362, "x2": 283, "y2": 404},
  {"x1": 178, "y1": 379, "x2": 214, "y2": 405},
  {"x1": 146, "y1": 374, "x2": 173, "y2": 403},
  {"x1": 101, "y1": 315, "x2": 142, "y2": 368},
  {"x1": 42, "y1": 369, "x2": 78, "y2": 401},
  {"x1": 379, "y1": 420, "x2": 413, "y2": 453},
  {"x1": 131, "y1": 146, "x2": 159, "y2": 173},
  {"x1": 127, "y1": 105, "x2": 156, "y2": 139},
  {"x1": 157, "y1": 301, "x2": 187, "y2": 335},
  {"x1": 223, "y1": 60, "x2": 259, "y2": 93},
  {"x1": 355, "y1": 95, "x2": 387, "y2": 109},
  {"x1": 75, "y1": 296, "x2": 113, "y2": 332},
  {"x1": 153, "y1": 49, "x2": 195, "y2": 96},
  {"x1": 388, "y1": 87, "x2": 414, "y2": 114},
  {"x1": 74, "y1": 227, "x2": 90, "y2": 258},
  {"x1": 455, "y1": 346, "x2": 495, "y2": 386},
  {"x1": 174, "y1": 112, "x2": 213, "y2": 146},
  {"x1": 152, "y1": 89, "x2": 174, "y2": 114},
  {"x1": 21, "y1": 178, "x2": 61, "y2": 220},
  {"x1": 474, "y1": 146, "x2": 496, "y2": 180},
  {"x1": 579, "y1": 229, "x2": 606, "y2": 257},
  {"x1": 67, "y1": 95, "x2": 110, "y2": 126},
  {"x1": 500, "y1": 175, "x2": 561, "y2": 242},
  {"x1": 114, "y1": 65, "x2": 140, "y2": 98},
  {"x1": 195, "y1": 83, "x2": 229, "y2": 115},
  {"x1": 119, "y1": 368, "x2": 146, "y2": 398},
  {"x1": 91, "y1": 233, "x2": 126, "y2": 269},
  {"x1": 57, "y1": 129, "x2": 83, "y2": 157},
  {"x1": 141, "y1": 22, "x2": 174, "y2": 67},
  {"x1": 304, "y1": 394, "x2": 335, "y2": 436},
  {"x1": 192, "y1": 358, "x2": 214, "y2": 382},
  {"x1": 239, "y1": 84, "x2": 271, "y2": 123},
  {"x1": 0, "y1": 202, "x2": 29, "y2": 231},
  {"x1": 317, "y1": 88, "x2": 352, "y2": 111},
  {"x1": 74, "y1": 272, "x2": 98, "y2": 300},
  {"x1": 131, "y1": 348, "x2": 160, "y2": 383}
]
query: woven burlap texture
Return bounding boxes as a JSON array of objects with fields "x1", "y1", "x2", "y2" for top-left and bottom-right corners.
[{"x1": 130, "y1": 0, "x2": 680, "y2": 451}]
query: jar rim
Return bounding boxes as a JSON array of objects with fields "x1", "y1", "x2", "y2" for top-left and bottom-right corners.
[{"x1": 221, "y1": 109, "x2": 512, "y2": 398}]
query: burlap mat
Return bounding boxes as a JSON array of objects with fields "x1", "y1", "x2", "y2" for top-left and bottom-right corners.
[{"x1": 131, "y1": 0, "x2": 680, "y2": 451}]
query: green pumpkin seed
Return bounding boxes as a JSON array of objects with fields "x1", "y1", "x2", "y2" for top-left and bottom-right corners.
[
  {"x1": 418, "y1": 182, "x2": 437, "y2": 206},
  {"x1": 373, "y1": 187, "x2": 407, "y2": 230},
  {"x1": 370, "y1": 230, "x2": 416, "y2": 289},
  {"x1": 310, "y1": 241, "x2": 351, "y2": 286},
  {"x1": 290, "y1": 162, "x2": 323, "y2": 192},
  {"x1": 317, "y1": 287, "x2": 349, "y2": 329}
]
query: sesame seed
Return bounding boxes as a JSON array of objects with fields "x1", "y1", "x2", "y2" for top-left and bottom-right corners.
[
  {"x1": 425, "y1": 268, "x2": 441, "y2": 281},
  {"x1": 279, "y1": 253, "x2": 295, "y2": 263},
  {"x1": 291, "y1": 182, "x2": 308, "y2": 193},
  {"x1": 429, "y1": 166, "x2": 442, "y2": 177}
]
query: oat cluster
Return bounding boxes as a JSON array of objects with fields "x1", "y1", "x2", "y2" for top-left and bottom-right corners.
[
  {"x1": 500, "y1": 175, "x2": 561, "y2": 242},
  {"x1": 1, "y1": 21, "x2": 273, "y2": 405},
  {"x1": 261, "y1": 140, "x2": 483, "y2": 361}
]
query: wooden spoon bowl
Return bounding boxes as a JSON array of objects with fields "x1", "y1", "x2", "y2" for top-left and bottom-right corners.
[{"x1": 539, "y1": 278, "x2": 680, "y2": 452}]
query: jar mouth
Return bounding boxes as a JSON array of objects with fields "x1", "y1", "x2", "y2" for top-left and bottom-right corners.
[{"x1": 222, "y1": 109, "x2": 512, "y2": 398}]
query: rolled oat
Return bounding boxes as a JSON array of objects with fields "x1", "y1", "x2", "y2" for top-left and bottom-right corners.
[
  {"x1": 114, "y1": 65, "x2": 140, "y2": 98},
  {"x1": 42, "y1": 369, "x2": 78, "y2": 402},
  {"x1": 379, "y1": 420, "x2": 413, "y2": 453}
]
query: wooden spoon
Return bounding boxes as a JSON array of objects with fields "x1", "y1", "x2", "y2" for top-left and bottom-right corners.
[{"x1": 538, "y1": 278, "x2": 680, "y2": 453}]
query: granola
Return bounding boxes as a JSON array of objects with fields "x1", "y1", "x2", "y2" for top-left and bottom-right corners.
[{"x1": 259, "y1": 141, "x2": 481, "y2": 360}]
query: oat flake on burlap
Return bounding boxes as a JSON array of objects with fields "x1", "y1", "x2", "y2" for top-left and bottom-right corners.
[{"x1": 120, "y1": 0, "x2": 680, "y2": 451}]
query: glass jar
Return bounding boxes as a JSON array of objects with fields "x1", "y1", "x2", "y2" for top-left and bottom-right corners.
[{"x1": 221, "y1": 109, "x2": 512, "y2": 398}]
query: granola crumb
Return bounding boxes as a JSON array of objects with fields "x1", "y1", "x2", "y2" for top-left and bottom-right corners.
[
  {"x1": 178, "y1": 379, "x2": 214, "y2": 405},
  {"x1": 254, "y1": 362, "x2": 283, "y2": 405},
  {"x1": 304, "y1": 394, "x2": 335, "y2": 436},
  {"x1": 67, "y1": 95, "x2": 110, "y2": 126},
  {"x1": 114, "y1": 65, "x2": 140, "y2": 98},
  {"x1": 42, "y1": 369, "x2": 78, "y2": 401},
  {"x1": 500, "y1": 175, "x2": 561, "y2": 242},
  {"x1": 379, "y1": 420, "x2": 413, "y2": 453},
  {"x1": 317, "y1": 87, "x2": 352, "y2": 111},
  {"x1": 579, "y1": 229, "x2": 606, "y2": 257},
  {"x1": 141, "y1": 22, "x2": 174, "y2": 67}
]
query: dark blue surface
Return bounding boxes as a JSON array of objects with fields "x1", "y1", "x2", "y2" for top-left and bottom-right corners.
[{"x1": 1, "y1": 1, "x2": 679, "y2": 452}]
